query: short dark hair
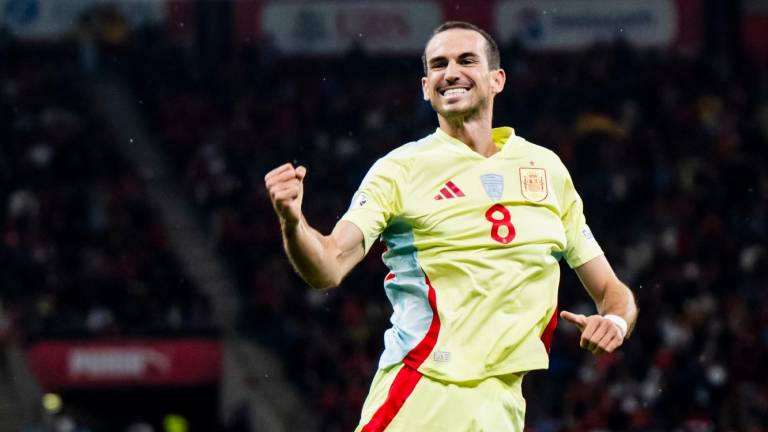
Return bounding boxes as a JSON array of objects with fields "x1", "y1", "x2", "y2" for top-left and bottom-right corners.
[{"x1": 422, "y1": 21, "x2": 501, "y2": 75}]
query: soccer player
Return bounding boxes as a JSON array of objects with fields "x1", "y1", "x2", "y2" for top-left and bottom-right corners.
[{"x1": 265, "y1": 21, "x2": 638, "y2": 431}]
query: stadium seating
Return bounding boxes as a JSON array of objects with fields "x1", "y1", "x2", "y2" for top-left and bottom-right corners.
[
  {"x1": 0, "y1": 43, "x2": 215, "y2": 341},
  {"x1": 4, "y1": 19, "x2": 766, "y2": 429}
]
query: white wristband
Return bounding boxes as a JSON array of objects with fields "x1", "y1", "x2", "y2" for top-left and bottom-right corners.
[{"x1": 603, "y1": 314, "x2": 628, "y2": 339}]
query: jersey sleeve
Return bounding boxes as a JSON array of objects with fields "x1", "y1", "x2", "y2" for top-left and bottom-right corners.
[
  {"x1": 560, "y1": 168, "x2": 604, "y2": 268},
  {"x1": 340, "y1": 157, "x2": 405, "y2": 254}
]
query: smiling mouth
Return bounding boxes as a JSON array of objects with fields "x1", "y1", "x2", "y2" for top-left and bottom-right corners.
[{"x1": 440, "y1": 87, "x2": 470, "y2": 96}]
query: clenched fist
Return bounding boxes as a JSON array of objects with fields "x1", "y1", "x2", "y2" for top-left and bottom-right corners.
[{"x1": 265, "y1": 163, "x2": 307, "y2": 228}]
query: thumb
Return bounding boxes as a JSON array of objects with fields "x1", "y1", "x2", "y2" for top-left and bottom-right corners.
[
  {"x1": 295, "y1": 165, "x2": 307, "y2": 182},
  {"x1": 560, "y1": 310, "x2": 587, "y2": 330}
]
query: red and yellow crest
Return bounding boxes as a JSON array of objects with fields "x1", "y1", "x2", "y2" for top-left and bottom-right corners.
[{"x1": 519, "y1": 167, "x2": 548, "y2": 202}]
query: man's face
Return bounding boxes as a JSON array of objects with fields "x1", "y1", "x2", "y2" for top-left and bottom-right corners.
[{"x1": 421, "y1": 29, "x2": 505, "y2": 120}]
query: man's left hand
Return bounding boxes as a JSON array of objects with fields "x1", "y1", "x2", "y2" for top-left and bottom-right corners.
[{"x1": 560, "y1": 311, "x2": 625, "y2": 355}]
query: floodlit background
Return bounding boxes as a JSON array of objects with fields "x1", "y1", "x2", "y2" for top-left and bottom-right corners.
[{"x1": 0, "y1": 0, "x2": 766, "y2": 431}]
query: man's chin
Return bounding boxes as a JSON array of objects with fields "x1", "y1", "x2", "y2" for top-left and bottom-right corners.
[
  {"x1": 434, "y1": 104, "x2": 477, "y2": 120},
  {"x1": 431, "y1": 98, "x2": 485, "y2": 120}
]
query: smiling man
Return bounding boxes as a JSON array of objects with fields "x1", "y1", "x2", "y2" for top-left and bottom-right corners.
[{"x1": 265, "y1": 21, "x2": 638, "y2": 431}]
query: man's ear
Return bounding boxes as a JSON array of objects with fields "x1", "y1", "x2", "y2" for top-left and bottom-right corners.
[
  {"x1": 421, "y1": 76, "x2": 430, "y2": 101},
  {"x1": 490, "y1": 68, "x2": 506, "y2": 95}
]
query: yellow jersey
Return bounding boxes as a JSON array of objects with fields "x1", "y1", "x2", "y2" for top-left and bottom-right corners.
[{"x1": 340, "y1": 127, "x2": 603, "y2": 382}]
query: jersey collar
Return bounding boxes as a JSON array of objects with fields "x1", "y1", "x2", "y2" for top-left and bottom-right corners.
[{"x1": 433, "y1": 126, "x2": 517, "y2": 157}]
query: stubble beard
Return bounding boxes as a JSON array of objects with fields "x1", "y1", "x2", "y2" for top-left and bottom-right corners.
[{"x1": 433, "y1": 95, "x2": 488, "y2": 126}]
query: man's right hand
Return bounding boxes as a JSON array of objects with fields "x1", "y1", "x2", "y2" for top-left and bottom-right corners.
[
  {"x1": 265, "y1": 163, "x2": 307, "y2": 228},
  {"x1": 264, "y1": 163, "x2": 365, "y2": 289}
]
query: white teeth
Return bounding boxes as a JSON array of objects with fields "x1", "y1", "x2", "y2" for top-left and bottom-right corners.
[{"x1": 443, "y1": 88, "x2": 468, "y2": 96}]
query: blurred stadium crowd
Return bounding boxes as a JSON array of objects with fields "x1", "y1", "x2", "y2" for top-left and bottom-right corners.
[
  {"x1": 0, "y1": 41, "x2": 216, "y2": 431},
  {"x1": 1, "y1": 9, "x2": 768, "y2": 432},
  {"x1": 0, "y1": 42, "x2": 214, "y2": 342}
]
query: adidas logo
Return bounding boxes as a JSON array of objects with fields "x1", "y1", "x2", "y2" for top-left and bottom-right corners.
[{"x1": 434, "y1": 181, "x2": 465, "y2": 200}]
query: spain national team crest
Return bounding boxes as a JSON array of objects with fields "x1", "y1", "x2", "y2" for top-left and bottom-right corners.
[
  {"x1": 480, "y1": 174, "x2": 504, "y2": 202},
  {"x1": 519, "y1": 167, "x2": 548, "y2": 202}
]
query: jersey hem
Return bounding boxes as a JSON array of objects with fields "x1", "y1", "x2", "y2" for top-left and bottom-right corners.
[
  {"x1": 567, "y1": 251, "x2": 605, "y2": 269},
  {"x1": 412, "y1": 360, "x2": 550, "y2": 385},
  {"x1": 339, "y1": 214, "x2": 375, "y2": 254}
]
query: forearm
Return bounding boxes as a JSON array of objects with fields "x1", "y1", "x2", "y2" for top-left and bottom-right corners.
[
  {"x1": 597, "y1": 279, "x2": 638, "y2": 337},
  {"x1": 282, "y1": 218, "x2": 344, "y2": 289}
]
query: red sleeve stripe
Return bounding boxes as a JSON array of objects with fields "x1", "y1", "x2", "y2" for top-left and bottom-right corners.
[
  {"x1": 445, "y1": 181, "x2": 465, "y2": 197},
  {"x1": 360, "y1": 271, "x2": 441, "y2": 432}
]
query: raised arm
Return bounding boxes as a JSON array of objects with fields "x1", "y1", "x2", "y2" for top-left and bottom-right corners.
[
  {"x1": 560, "y1": 255, "x2": 638, "y2": 355},
  {"x1": 265, "y1": 163, "x2": 366, "y2": 289}
]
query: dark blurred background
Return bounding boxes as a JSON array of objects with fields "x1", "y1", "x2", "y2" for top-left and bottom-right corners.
[{"x1": 0, "y1": 0, "x2": 766, "y2": 431}]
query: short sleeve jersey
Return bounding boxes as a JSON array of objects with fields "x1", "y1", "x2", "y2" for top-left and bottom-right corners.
[{"x1": 340, "y1": 127, "x2": 603, "y2": 382}]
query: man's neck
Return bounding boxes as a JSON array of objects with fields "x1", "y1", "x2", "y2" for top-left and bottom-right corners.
[{"x1": 438, "y1": 111, "x2": 496, "y2": 157}]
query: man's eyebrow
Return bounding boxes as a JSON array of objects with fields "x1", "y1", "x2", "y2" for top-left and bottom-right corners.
[
  {"x1": 428, "y1": 52, "x2": 480, "y2": 66},
  {"x1": 457, "y1": 52, "x2": 480, "y2": 60},
  {"x1": 428, "y1": 56, "x2": 447, "y2": 65}
]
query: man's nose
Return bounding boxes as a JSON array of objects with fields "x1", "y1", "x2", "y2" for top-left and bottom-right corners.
[{"x1": 444, "y1": 60, "x2": 461, "y2": 82}]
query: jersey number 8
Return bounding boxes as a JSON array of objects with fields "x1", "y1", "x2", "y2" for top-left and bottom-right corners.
[{"x1": 485, "y1": 204, "x2": 516, "y2": 244}]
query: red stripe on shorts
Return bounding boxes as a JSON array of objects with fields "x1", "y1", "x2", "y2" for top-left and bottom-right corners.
[
  {"x1": 540, "y1": 306, "x2": 558, "y2": 353},
  {"x1": 360, "y1": 364, "x2": 422, "y2": 432},
  {"x1": 361, "y1": 271, "x2": 441, "y2": 432}
]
